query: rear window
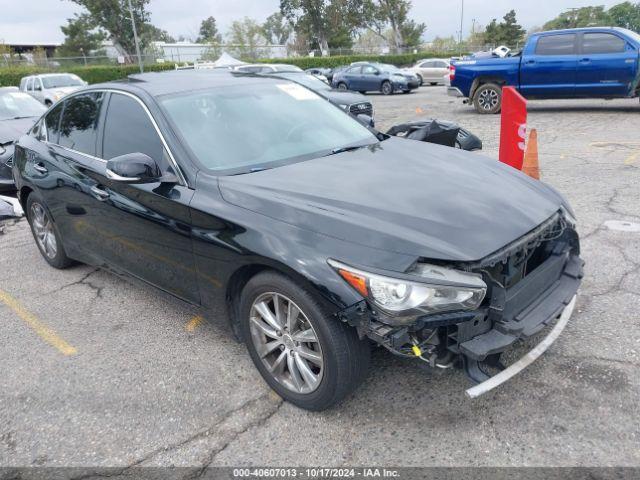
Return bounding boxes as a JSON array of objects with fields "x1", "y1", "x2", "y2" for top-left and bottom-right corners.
[
  {"x1": 535, "y1": 34, "x2": 576, "y2": 55},
  {"x1": 582, "y1": 33, "x2": 626, "y2": 54}
]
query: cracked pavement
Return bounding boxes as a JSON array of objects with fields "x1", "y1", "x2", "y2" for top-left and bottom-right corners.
[{"x1": 0, "y1": 89, "x2": 639, "y2": 470}]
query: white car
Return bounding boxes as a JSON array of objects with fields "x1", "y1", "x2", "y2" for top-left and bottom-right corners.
[
  {"x1": 406, "y1": 58, "x2": 451, "y2": 86},
  {"x1": 19, "y1": 73, "x2": 86, "y2": 106}
]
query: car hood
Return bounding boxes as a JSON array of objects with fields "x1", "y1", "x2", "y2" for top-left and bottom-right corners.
[
  {"x1": 0, "y1": 117, "x2": 38, "y2": 145},
  {"x1": 322, "y1": 90, "x2": 370, "y2": 105},
  {"x1": 219, "y1": 138, "x2": 564, "y2": 262}
]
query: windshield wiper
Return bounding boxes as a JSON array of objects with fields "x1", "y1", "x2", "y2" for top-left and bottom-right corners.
[{"x1": 325, "y1": 144, "x2": 371, "y2": 156}]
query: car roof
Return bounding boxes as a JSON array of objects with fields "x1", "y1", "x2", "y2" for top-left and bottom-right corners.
[
  {"x1": 531, "y1": 26, "x2": 621, "y2": 36},
  {"x1": 94, "y1": 69, "x2": 292, "y2": 97}
]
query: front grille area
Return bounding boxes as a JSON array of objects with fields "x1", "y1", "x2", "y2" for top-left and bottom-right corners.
[{"x1": 349, "y1": 102, "x2": 373, "y2": 117}]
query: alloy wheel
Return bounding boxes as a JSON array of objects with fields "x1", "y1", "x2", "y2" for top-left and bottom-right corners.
[
  {"x1": 30, "y1": 202, "x2": 57, "y2": 259},
  {"x1": 478, "y1": 89, "x2": 499, "y2": 111},
  {"x1": 249, "y1": 292, "x2": 324, "y2": 394}
]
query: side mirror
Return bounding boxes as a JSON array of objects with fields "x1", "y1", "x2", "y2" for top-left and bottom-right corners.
[
  {"x1": 356, "y1": 114, "x2": 375, "y2": 128},
  {"x1": 106, "y1": 152, "x2": 162, "y2": 184}
]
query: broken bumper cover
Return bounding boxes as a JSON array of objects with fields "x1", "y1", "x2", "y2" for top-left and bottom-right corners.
[{"x1": 466, "y1": 294, "x2": 576, "y2": 398}]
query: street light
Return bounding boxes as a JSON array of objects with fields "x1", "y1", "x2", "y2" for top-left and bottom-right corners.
[
  {"x1": 459, "y1": 0, "x2": 464, "y2": 57},
  {"x1": 126, "y1": 0, "x2": 144, "y2": 73}
]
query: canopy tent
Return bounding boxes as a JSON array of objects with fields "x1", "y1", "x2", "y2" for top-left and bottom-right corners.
[{"x1": 211, "y1": 52, "x2": 246, "y2": 68}]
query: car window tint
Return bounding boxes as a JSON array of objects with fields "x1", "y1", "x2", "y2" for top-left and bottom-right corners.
[
  {"x1": 347, "y1": 66, "x2": 361, "y2": 74},
  {"x1": 582, "y1": 33, "x2": 626, "y2": 54},
  {"x1": 362, "y1": 65, "x2": 377, "y2": 74},
  {"x1": 435, "y1": 61, "x2": 448, "y2": 68},
  {"x1": 26, "y1": 78, "x2": 33, "y2": 91},
  {"x1": 102, "y1": 93, "x2": 164, "y2": 162},
  {"x1": 58, "y1": 92, "x2": 105, "y2": 156},
  {"x1": 535, "y1": 34, "x2": 576, "y2": 55},
  {"x1": 420, "y1": 61, "x2": 433, "y2": 68},
  {"x1": 45, "y1": 103, "x2": 63, "y2": 143}
]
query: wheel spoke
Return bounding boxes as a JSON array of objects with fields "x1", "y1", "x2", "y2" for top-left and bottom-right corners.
[
  {"x1": 286, "y1": 302, "x2": 300, "y2": 332},
  {"x1": 250, "y1": 316, "x2": 279, "y2": 339},
  {"x1": 287, "y1": 353, "x2": 304, "y2": 392},
  {"x1": 292, "y1": 328, "x2": 317, "y2": 343},
  {"x1": 273, "y1": 294, "x2": 284, "y2": 328},
  {"x1": 269, "y1": 350, "x2": 287, "y2": 375},
  {"x1": 297, "y1": 346, "x2": 322, "y2": 365},
  {"x1": 45, "y1": 233, "x2": 57, "y2": 257},
  {"x1": 258, "y1": 340, "x2": 282, "y2": 358},
  {"x1": 295, "y1": 355, "x2": 319, "y2": 389},
  {"x1": 254, "y1": 301, "x2": 281, "y2": 331}
]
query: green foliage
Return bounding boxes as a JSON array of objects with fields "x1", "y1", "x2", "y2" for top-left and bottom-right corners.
[
  {"x1": 608, "y1": 2, "x2": 640, "y2": 31},
  {"x1": 257, "y1": 51, "x2": 461, "y2": 69},
  {"x1": 363, "y1": 0, "x2": 426, "y2": 51},
  {"x1": 57, "y1": 13, "x2": 106, "y2": 57},
  {"x1": 484, "y1": 10, "x2": 526, "y2": 46},
  {"x1": 227, "y1": 17, "x2": 268, "y2": 59},
  {"x1": 0, "y1": 63, "x2": 175, "y2": 88},
  {"x1": 543, "y1": 6, "x2": 611, "y2": 30},
  {"x1": 197, "y1": 16, "x2": 222, "y2": 44}
]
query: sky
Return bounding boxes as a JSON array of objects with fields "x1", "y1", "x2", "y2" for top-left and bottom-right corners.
[{"x1": 0, "y1": 0, "x2": 626, "y2": 45}]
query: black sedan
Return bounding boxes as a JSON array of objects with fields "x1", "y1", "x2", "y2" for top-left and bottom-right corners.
[
  {"x1": 13, "y1": 70, "x2": 583, "y2": 410},
  {"x1": 0, "y1": 87, "x2": 47, "y2": 192}
]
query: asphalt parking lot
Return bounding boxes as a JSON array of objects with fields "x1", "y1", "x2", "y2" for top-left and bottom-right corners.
[{"x1": 1, "y1": 86, "x2": 639, "y2": 470}]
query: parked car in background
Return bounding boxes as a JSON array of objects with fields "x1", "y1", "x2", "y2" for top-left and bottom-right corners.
[
  {"x1": 233, "y1": 64, "x2": 304, "y2": 74},
  {"x1": 305, "y1": 67, "x2": 334, "y2": 82},
  {"x1": 332, "y1": 63, "x2": 420, "y2": 95},
  {"x1": 0, "y1": 87, "x2": 46, "y2": 192},
  {"x1": 449, "y1": 27, "x2": 640, "y2": 113},
  {"x1": 259, "y1": 71, "x2": 374, "y2": 122},
  {"x1": 19, "y1": 73, "x2": 86, "y2": 106},
  {"x1": 13, "y1": 70, "x2": 583, "y2": 410},
  {"x1": 406, "y1": 58, "x2": 451, "y2": 86}
]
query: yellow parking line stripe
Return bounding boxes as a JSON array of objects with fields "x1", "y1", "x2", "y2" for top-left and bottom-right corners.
[
  {"x1": 624, "y1": 152, "x2": 639, "y2": 165},
  {"x1": 186, "y1": 315, "x2": 204, "y2": 332},
  {"x1": 0, "y1": 289, "x2": 77, "y2": 356}
]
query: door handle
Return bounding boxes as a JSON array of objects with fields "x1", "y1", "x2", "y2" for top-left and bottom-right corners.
[
  {"x1": 525, "y1": 60, "x2": 535, "y2": 65},
  {"x1": 579, "y1": 58, "x2": 591, "y2": 63},
  {"x1": 90, "y1": 185, "x2": 110, "y2": 201},
  {"x1": 33, "y1": 162, "x2": 48, "y2": 174}
]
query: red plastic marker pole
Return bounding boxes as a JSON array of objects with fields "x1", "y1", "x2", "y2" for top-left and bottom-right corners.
[{"x1": 498, "y1": 86, "x2": 527, "y2": 170}]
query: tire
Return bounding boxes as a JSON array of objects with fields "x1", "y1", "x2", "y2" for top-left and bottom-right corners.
[
  {"x1": 473, "y1": 83, "x2": 502, "y2": 114},
  {"x1": 429, "y1": 82, "x2": 438, "y2": 86},
  {"x1": 239, "y1": 271, "x2": 370, "y2": 411},
  {"x1": 337, "y1": 82, "x2": 348, "y2": 91},
  {"x1": 381, "y1": 81, "x2": 393, "y2": 95},
  {"x1": 416, "y1": 75, "x2": 423, "y2": 86},
  {"x1": 26, "y1": 192, "x2": 74, "y2": 269}
]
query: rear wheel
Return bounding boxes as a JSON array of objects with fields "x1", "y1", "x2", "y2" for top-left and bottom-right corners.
[
  {"x1": 381, "y1": 81, "x2": 393, "y2": 95},
  {"x1": 26, "y1": 193, "x2": 74, "y2": 269},
  {"x1": 239, "y1": 271, "x2": 370, "y2": 411},
  {"x1": 337, "y1": 82, "x2": 348, "y2": 91},
  {"x1": 473, "y1": 83, "x2": 502, "y2": 114}
]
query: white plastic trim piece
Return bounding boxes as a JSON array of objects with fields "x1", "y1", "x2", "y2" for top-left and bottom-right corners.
[{"x1": 465, "y1": 295, "x2": 577, "y2": 399}]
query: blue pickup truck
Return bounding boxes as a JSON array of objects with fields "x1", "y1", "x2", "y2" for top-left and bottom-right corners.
[{"x1": 449, "y1": 27, "x2": 640, "y2": 113}]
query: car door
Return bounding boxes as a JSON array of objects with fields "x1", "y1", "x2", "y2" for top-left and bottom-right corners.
[
  {"x1": 575, "y1": 31, "x2": 637, "y2": 97},
  {"x1": 360, "y1": 65, "x2": 379, "y2": 91},
  {"x1": 418, "y1": 61, "x2": 435, "y2": 81},
  {"x1": 83, "y1": 91, "x2": 200, "y2": 303},
  {"x1": 520, "y1": 33, "x2": 577, "y2": 98},
  {"x1": 342, "y1": 66, "x2": 362, "y2": 90},
  {"x1": 25, "y1": 77, "x2": 36, "y2": 101},
  {"x1": 32, "y1": 78, "x2": 45, "y2": 103},
  {"x1": 433, "y1": 60, "x2": 450, "y2": 82}
]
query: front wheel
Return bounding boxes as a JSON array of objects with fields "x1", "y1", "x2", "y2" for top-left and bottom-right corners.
[
  {"x1": 239, "y1": 271, "x2": 370, "y2": 411},
  {"x1": 26, "y1": 193, "x2": 74, "y2": 269},
  {"x1": 473, "y1": 83, "x2": 502, "y2": 114},
  {"x1": 381, "y1": 81, "x2": 393, "y2": 95},
  {"x1": 337, "y1": 82, "x2": 348, "y2": 91}
]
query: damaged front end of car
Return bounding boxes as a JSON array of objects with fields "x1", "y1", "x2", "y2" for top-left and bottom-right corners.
[{"x1": 330, "y1": 209, "x2": 584, "y2": 397}]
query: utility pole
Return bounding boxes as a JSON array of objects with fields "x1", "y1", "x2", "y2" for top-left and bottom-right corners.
[
  {"x1": 126, "y1": 0, "x2": 144, "y2": 73},
  {"x1": 459, "y1": 0, "x2": 464, "y2": 57}
]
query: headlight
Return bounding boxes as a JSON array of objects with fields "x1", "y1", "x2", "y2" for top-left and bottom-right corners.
[{"x1": 328, "y1": 259, "x2": 486, "y2": 318}]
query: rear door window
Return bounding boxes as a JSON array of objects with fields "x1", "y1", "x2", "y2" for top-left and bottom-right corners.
[
  {"x1": 535, "y1": 34, "x2": 576, "y2": 55},
  {"x1": 44, "y1": 103, "x2": 63, "y2": 143},
  {"x1": 582, "y1": 33, "x2": 626, "y2": 54},
  {"x1": 420, "y1": 61, "x2": 434, "y2": 68},
  {"x1": 102, "y1": 93, "x2": 164, "y2": 163},
  {"x1": 58, "y1": 92, "x2": 105, "y2": 156}
]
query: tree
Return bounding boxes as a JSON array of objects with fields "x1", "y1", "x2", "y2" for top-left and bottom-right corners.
[
  {"x1": 58, "y1": 13, "x2": 106, "y2": 57},
  {"x1": 197, "y1": 16, "x2": 222, "y2": 43},
  {"x1": 484, "y1": 10, "x2": 525, "y2": 46},
  {"x1": 607, "y1": 2, "x2": 640, "y2": 31},
  {"x1": 280, "y1": 0, "x2": 362, "y2": 52},
  {"x1": 262, "y1": 12, "x2": 293, "y2": 45},
  {"x1": 227, "y1": 17, "x2": 267, "y2": 59},
  {"x1": 363, "y1": 0, "x2": 426, "y2": 53},
  {"x1": 144, "y1": 24, "x2": 175, "y2": 43},
  {"x1": 543, "y1": 6, "x2": 610, "y2": 30}
]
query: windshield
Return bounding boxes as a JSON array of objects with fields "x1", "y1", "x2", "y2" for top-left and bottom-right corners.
[
  {"x1": 41, "y1": 74, "x2": 84, "y2": 89},
  {"x1": 160, "y1": 82, "x2": 376, "y2": 174},
  {"x1": 275, "y1": 73, "x2": 331, "y2": 91},
  {"x1": 0, "y1": 91, "x2": 46, "y2": 120}
]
